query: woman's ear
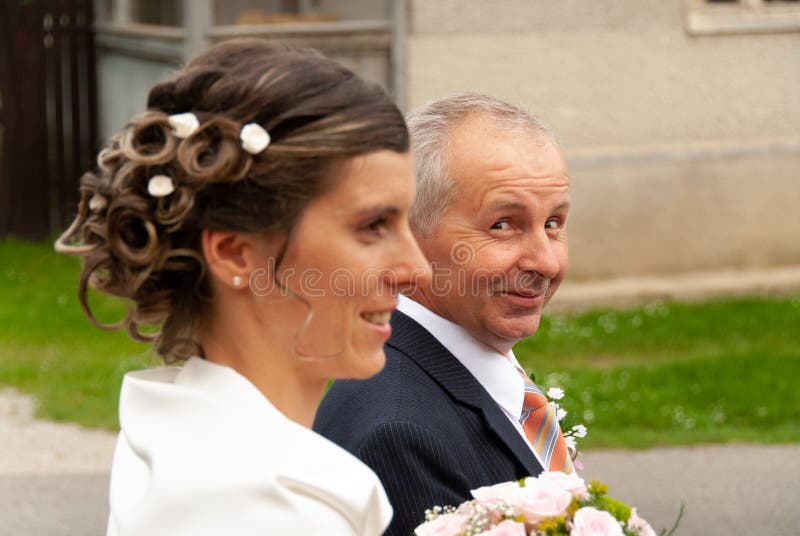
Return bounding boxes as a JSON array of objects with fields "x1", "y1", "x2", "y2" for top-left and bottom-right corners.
[{"x1": 201, "y1": 229, "x2": 267, "y2": 290}]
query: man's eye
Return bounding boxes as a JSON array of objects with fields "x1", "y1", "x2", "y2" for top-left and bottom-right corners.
[
  {"x1": 545, "y1": 218, "x2": 561, "y2": 230},
  {"x1": 490, "y1": 220, "x2": 511, "y2": 231}
]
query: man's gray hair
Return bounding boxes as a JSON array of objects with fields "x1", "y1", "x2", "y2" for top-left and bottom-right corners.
[{"x1": 406, "y1": 92, "x2": 555, "y2": 237}]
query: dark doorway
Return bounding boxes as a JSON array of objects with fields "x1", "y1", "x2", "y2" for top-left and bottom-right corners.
[{"x1": 0, "y1": 0, "x2": 97, "y2": 240}]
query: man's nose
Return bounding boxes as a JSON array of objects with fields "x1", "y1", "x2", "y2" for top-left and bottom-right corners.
[{"x1": 517, "y1": 230, "x2": 560, "y2": 280}]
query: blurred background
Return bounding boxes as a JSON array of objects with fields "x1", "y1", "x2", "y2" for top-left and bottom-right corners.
[{"x1": 1, "y1": 0, "x2": 798, "y2": 534}]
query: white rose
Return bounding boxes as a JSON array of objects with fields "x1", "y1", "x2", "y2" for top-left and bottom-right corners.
[
  {"x1": 626, "y1": 508, "x2": 657, "y2": 536},
  {"x1": 571, "y1": 507, "x2": 624, "y2": 536},
  {"x1": 167, "y1": 112, "x2": 199, "y2": 138},
  {"x1": 536, "y1": 471, "x2": 588, "y2": 499},
  {"x1": 147, "y1": 175, "x2": 175, "y2": 197},
  {"x1": 240, "y1": 123, "x2": 271, "y2": 154},
  {"x1": 88, "y1": 194, "x2": 107, "y2": 211}
]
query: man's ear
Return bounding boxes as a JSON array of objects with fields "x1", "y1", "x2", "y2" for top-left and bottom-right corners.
[{"x1": 201, "y1": 229, "x2": 265, "y2": 290}]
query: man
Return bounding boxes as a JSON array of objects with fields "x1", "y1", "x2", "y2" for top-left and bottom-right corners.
[{"x1": 314, "y1": 93, "x2": 573, "y2": 535}]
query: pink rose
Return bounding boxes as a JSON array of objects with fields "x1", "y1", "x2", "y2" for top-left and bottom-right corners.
[
  {"x1": 626, "y1": 508, "x2": 657, "y2": 536},
  {"x1": 534, "y1": 471, "x2": 589, "y2": 500},
  {"x1": 414, "y1": 513, "x2": 468, "y2": 536},
  {"x1": 571, "y1": 507, "x2": 624, "y2": 536},
  {"x1": 471, "y1": 480, "x2": 523, "y2": 504},
  {"x1": 513, "y1": 479, "x2": 572, "y2": 524},
  {"x1": 476, "y1": 520, "x2": 527, "y2": 536}
]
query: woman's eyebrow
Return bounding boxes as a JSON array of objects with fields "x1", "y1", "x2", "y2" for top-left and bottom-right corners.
[{"x1": 352, "y1": 205, "x2": 401, "y2": 219}]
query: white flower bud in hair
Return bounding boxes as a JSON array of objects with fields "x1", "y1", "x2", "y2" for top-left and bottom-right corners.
[
  {"x1": 240, "y1": 123, "x2": 270, "y2": 154},
  {"x1": 147, "y1": 175, "x2": 175, "y2": 197},
  {"x1": 167, "y1": 112, "x2": 199, "y2": 138},
  {"x1": 88, "y1": 194, "x2": 107, "y2": 211}
]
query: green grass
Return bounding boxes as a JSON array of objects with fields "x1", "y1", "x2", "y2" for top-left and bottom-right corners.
[
  {"x1": 514, "y1": 296, "x2": 800, "y2": 448},
  {"x1": 0, "y1": 238, "x2": 152, "y2": 429},
  {"x1": 2, "y1": 237, "x2": 799, "y2": 450}
]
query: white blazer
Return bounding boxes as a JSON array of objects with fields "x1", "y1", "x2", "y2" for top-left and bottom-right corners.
[{"x1": 107, "y1": 357, "x2": 392, "y2": 535}]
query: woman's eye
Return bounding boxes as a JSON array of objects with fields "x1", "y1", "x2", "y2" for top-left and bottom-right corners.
[
  {"x1": 363, "y1": 217, "x2": 389, "y2": 236},
  {"x1": 490, "y1": 220, "x2": 511, "y2": 231}
]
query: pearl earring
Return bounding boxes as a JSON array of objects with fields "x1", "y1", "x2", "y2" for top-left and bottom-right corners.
[{"x1": 232, "y1": 275, "x2": 242, "y2": 287}]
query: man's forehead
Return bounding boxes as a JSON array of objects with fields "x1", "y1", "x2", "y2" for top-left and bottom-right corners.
[
  {"x1": 447, "y1": 119, "x2": 528, "y2": 159},
  {"x1": 449, "y1": 123, "x2": 564, "y2": 172},
  {"x1": 465, "y1": 166, "x2": 570, "y2": 201}
]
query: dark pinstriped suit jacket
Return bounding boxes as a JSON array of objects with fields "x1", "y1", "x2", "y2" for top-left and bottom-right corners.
[{"x1": 313, "y1": 311, "x2": 545, "y2": 536}]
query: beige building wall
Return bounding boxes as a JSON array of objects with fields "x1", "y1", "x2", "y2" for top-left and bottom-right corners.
[{"x1": 405, "y1": 0, "x2": 800, "y2": 280}]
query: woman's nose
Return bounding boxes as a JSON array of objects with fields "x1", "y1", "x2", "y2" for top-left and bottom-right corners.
[{"x1": 388, "y1": 226, "x2": 430, "y2": 290}]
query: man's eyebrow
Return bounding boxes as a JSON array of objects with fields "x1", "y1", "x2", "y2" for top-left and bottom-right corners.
[
  {"x1": 485, "y1": 200, "x2": 528, "y2": 212},
  {"x1": 484, "y1": 200, "x2": 571, "y2": 212}
]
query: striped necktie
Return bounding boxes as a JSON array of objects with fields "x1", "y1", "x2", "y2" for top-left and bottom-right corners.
[{"x1": 518, "y1": 369, "x2": 573, "y2": 473}]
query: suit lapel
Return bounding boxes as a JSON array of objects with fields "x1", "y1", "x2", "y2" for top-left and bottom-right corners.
[
  {"x1": 387, "y1": 311, "x2": 545, "y2": 477},
  {"x1": 478, "y1": 389, "x2": 545, "y2": 477}
]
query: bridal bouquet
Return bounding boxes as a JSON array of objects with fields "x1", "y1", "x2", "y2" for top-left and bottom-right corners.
[{"x1": 414, "y1": 472, "x2": 666, "y2": 536}]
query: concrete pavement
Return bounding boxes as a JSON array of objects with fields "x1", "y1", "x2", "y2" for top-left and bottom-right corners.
[
  {"x1": 580, "y1": 444, "x2": 800, "y2": 536},
  {"x1": 2, "y1": 388, "x2": 798, "y2": 535}
]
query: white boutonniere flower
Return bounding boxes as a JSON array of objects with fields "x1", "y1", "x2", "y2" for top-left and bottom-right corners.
[{"x1": 571, "y1": 424, "x2": 588, "y2": 438}]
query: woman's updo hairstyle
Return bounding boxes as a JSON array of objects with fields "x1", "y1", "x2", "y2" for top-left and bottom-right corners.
[{"x1": 56, "y1": 39, "x2": 409, "y2": 362}]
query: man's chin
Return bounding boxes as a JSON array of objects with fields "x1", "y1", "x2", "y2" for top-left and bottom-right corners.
[{"x1": 482, "y1": 316, "x2": 542, "y2": 350}]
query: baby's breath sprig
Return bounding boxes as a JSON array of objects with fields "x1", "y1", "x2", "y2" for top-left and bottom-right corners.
[{"x1": 422, "y1": 504, "x2": 456, "y2": 522}]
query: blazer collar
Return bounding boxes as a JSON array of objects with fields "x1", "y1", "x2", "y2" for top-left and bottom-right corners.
[
  {"x1": 387, "y1": 311, "x2": 545, "y2": 477},
  {"x1": 387, "y1": 310, "x2": 482, "y2": 408}
]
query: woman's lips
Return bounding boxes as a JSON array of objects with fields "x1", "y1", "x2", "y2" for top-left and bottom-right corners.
[
  {"x1": 360, "y1": 311, "x2": 392, "y2": 325},
  {"x1": 360, "y1": 310, "x2": 393, "y2": 340}
]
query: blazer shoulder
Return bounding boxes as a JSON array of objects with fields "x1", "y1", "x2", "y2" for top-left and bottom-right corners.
[
  {"x1": 314, "y1": 346, "x2": 459, "y2": 449},
  {"x1": 318, "y1": 344, "x2": 418, "y2": 423}
]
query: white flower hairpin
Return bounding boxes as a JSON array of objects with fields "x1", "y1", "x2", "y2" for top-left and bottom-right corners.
[
  {"x1": 240, "y1": 123, "x2": 270, "y2": 154},
  {"x1": 147, "y1": 174, "x2": 175, "y2": 197},
  {"x1": 167, "y1": 112, "x2": 199, "y2": 138},
  {"x1": 88, "y1": 194, "x2": 107, "y2": 211}
]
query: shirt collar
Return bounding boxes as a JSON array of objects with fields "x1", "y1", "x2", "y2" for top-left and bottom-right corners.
[{"x1": 397, "y1": 295, "x2": 525, "y2": 421}]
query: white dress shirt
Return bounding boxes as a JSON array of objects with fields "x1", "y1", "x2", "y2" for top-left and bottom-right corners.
[
  {"x1": 397, "y1": 295, "x2": 548, "y2": 471},
  {"x1": 107, "y1": 357, "x2": 392, "y2": 536}
]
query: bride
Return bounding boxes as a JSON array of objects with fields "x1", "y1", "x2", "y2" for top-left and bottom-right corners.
[{"x1": 56, "y1": 39, "x2": 428, "y2": 535}]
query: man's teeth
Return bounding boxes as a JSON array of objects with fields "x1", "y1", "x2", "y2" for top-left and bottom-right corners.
[{"x1": 362, "y1": 311, "x2": 392, "y2": 324}]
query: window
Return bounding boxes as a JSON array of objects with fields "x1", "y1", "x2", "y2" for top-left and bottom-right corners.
[
  {"x1": 92, "y1": 0, "x2": 403, "y2": 102},
  {"x1": 686, "y1": 0, "x2": 800, "y2": 35},
  {"x1": 134, "y1": 0, "x2": 182, "y2": 26},
  {"x1": 95, "y1": 0, "x2": 183, "y2": 26}
]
